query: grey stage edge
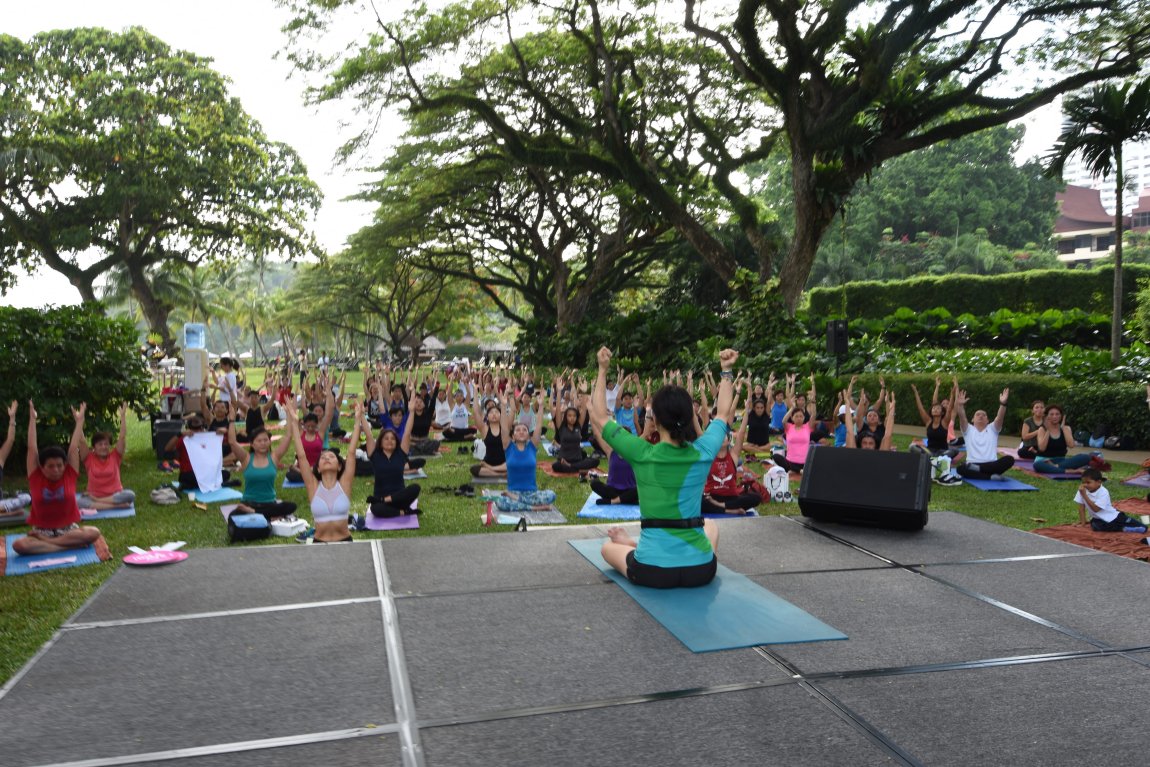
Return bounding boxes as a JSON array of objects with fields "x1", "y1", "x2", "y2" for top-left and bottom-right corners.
[{"x1": 3, "y1": 512, "x2": 1149, "y2": 767}]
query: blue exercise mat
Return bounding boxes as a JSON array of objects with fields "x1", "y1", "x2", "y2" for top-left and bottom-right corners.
[
  {"x1": 576, "y1": 493, "x2": 757, "y2": 520},
  {"x1": 188, "y1": 487, "x2": 244, "y2": 503},
  {"x1": 4, "y1": 534, "x2": 106, "y2": 576},
  {"x1": 568, "y1": 538, "x2": 845, "y2": 652},
  {"x1": 282, "y1": 478, "x2": 306, "y2": 489},
  {"x1": 78, "y1": 504, "x2": 136, "y2": 520},
  {"x1": 962, "y1": 476, "x2": 1038, "y2": 491}
]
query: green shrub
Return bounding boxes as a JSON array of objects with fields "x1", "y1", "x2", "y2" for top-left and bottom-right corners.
[
  {"x1": 1060, "y1": 382, "x2": 1150, "y2": 448},
  {"x1": 809, "y1": 265, "x2": 1150, "y2": 319},
  {"x1": 842, "y1": 307, "x2": 1112, "y2": 349},
  {"x1": 0, "y1": 305, "x2": 154, "y2": 472}
]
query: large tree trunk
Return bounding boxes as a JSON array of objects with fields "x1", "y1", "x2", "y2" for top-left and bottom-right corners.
[
  {"x1": 1112, "y1": 148, "x2": 1124, "y2": 366},
  {"x1": 126, "y1": 261, "x2": 175, "y2": 353},
  {"x1": 781, "y1": 151, "x2": 838, "y2": 313}
]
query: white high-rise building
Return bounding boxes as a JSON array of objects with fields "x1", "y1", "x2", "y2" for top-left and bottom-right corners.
[{"x1": 1062, "y1": 139, "x2": 1150, "y2": 215}]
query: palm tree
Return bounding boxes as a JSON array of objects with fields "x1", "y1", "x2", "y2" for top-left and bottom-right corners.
[{"x1": 1047, "y1": 78, "x2": 1150, "y2": 365}]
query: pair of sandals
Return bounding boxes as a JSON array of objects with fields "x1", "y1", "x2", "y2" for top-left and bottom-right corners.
[{"x1": 455, "y1": 483, "x2": 476, "y2": 497}]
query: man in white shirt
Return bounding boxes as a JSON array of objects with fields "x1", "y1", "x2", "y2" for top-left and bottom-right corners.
[{"x1": 954, "y1": 387, "x2": 1016, "y2": 480}]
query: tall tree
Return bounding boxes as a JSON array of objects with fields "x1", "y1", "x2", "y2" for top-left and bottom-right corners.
[
  {"x1": 0, "y1": 28, "x2": 321, "y2": 350},
  {"x1": 1047, "y1": 77, "x2": 1150, "y2": 364},
  {"x1": 282, "y1": 0, "x2": 777, "y2": 302},
  {"x1": 687, "y1": 0, "x2": 1150, "y2": 309}
]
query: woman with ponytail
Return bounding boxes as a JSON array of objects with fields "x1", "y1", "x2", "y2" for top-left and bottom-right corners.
[{"x1": 590, "y1": 345, "x2": 739, "y2": 589}]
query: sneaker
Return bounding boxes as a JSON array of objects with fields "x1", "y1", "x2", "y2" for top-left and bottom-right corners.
[
  {"x1": 295, "y1": 527, "x2": 315, "y2": 543},
  {"x1": 937, "y1": 475, "x2": 963, "y2": 486},
  {"x1": 348, "y1": 512, "x2": 365, "y2": 531},
  {"x1": 989, "y1": 474, "x2": 1006, "y2": 482}
]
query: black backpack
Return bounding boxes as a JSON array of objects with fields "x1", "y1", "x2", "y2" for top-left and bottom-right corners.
[{"x1": 227, "y1": 512, "x2": 270, "y2": 543}]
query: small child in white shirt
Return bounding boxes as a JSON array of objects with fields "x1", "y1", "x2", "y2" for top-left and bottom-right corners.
[{"x1": 1075, "y1": 468, "x2": 1147, "y2": 532}]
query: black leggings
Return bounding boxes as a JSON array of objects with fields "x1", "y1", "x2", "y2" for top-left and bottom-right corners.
[
  {"x1": 1091, "y1": 512, "x2": 1146, "y2": 532},
  {"x1": 701, "y1": 493, "x2": 760, "y2": 515},
  {"x1": 552, "y1": 456, "x2": 600, "y2": 473},
  {"x1": 590, "y1": 479, "x2": 638, "y2": 505},
  {"x1": 178, "y1": 470, "x2": 231, "y2": 491},
  {"x1": 956, "y1": 455, "x2": 1015, "y2": 480},
  {"x1": 369, "y1": 484, "x2": 421, "y2": 517},
  {"x1": 771, "y1": 455, "x2": 804, "y2": 474},
  {"x1": 244, "y1": 500, "x2": 298, "y2": 519},
  {"x1": 442, "y1": 427, "x2": 477, "y2": 442}
]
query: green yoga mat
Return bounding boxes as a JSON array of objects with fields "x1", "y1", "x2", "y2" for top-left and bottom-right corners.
[{"x1": 568, "y1": 538, "x2": 847, "y2": 653}]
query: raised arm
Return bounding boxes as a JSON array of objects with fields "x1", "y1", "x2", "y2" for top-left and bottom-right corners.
[
  {"x1": 842, "y1": 391, "x2": 858, "y2": 448},
  {"x1": 590, "y1": 347, "x2": 613, "y2": 434},
  {"x1": 731, "y1": 382, "x2": 750, "y2": 455},
  {"x1": 911, "y1": 384, "x2": 930, "y2": 426},
  {"x1": 880, "y1": 393, "x2": 896, "y2": 451},
  {"x1": 712, "y1": 349, "x2": 739, "y2": 427},
  {"x1": 68, "y1": 403, "x2": 86, "y2": 472},
  {"x1": 271, "y1": 412, "x2": 295, "y2": 464},
  {"x1": 284, "y1": 402, "x2": 317, "y2": 495},
  {"x1": 992, "y1": 388, "x2": 1009, "y2": 432},
  {"x1": 532, "y1": 390, "x2": 546, "y2": 448},
  {"x1": 945, "y1": 380, "x2": 959, "y2": 434},
  {"x1": 0, "y1": 401, "x2": 17, "y2": 467},
  {"x1": 955, "y1": 389, "x2": 970, "y2": 432},
  {"x1": 340, "y1": 401, "x2": 364, "y2": 494},
  {"x1": 805, "y1": 373, "x2": 817, "y2": 421},
  {"x1": 226, "y1": 418, "x2": 250, "y2": 470},
  {"x1": 318, "y1": 375, "x2": 337, "y2": 435},
  {"x1": 26, "y1": 400, "x2": 39, "y2": 474},
  {"x1": 500, "y1": 387, "x2": 515, "y2": 449}
]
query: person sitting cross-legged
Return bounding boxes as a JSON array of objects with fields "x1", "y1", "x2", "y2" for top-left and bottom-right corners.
[
  {"x1": 954, "y1": 386, "x2": 1015, "y2": 481},
  {"x1": 76, "y1": 402, "x2": 136, "y2": 511},
  {"x1": 12, "y1": 401, "x2": 102, "y2": 556}
]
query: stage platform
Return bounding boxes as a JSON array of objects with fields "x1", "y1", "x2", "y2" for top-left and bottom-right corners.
[{"x1": 3, "y1": 512, "x2": 1148, "y2": 766}]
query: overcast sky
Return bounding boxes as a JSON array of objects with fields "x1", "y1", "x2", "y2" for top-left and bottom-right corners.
[{"x1": 2, "y1": 1, "x2": 1062, "y2": 309}]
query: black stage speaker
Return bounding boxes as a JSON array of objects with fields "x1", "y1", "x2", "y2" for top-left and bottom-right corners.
[
  {"x1": 799, "y1": 446, "x2": 930, "y2": 530},
  {"x1": 826, "y1": 319, "x2": 848, "y2": 356}
]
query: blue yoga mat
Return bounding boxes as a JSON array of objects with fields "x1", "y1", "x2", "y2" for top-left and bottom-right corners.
[
  {"x1": 962, "y1": 476, "x2": 1038, "y2": 491},
  {"x1": 282, "y1": 479, "x2": 306, "y2": 489},
  {"x1": 4, "y1": 534, "x2": 105, "y2": 576},
  {"x1": 188, "y1": 487, "x2": 244, "y2": 503},
  {"x1": 568, "y1": 538, "x2": 846, "y2": 652},
  {"x1": 575, "y1": 493, "x2": 757, "y2": 520},
  {"x1": 79, "y1": 504, "x2": 136, "y2": 520}
]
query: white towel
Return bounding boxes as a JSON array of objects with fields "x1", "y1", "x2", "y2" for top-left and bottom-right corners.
[{"x1": 184, "y1": 432, "x2": 224, "y2": 493}]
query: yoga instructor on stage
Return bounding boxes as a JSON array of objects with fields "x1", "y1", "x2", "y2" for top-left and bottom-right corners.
[{"x1": 591, "y1": 345, "x2": 739, "y2": 589}]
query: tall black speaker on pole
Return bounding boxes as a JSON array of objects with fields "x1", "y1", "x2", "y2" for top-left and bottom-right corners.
[
  {"x1": 799, "y1": 447, "x2": 931, "y2": 530},
  {"x1": 826, "y1": 319, "x2": 849, "y2": 356}
]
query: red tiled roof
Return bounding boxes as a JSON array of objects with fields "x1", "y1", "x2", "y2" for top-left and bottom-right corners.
[{"x1": 1056, "y1": 185, "x2": 1111, "y2": 225}]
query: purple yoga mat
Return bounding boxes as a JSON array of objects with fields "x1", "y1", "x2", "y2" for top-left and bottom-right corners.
[
  {"x1": 1122, "y1": 474, "x2": 1150, "y2": 488},
  {"x1": 365, "y1": 512, "x2": 420, "y2": 531}
]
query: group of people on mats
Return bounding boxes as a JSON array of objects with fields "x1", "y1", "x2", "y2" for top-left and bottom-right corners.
[{"x1": 1, "y1": 350, "x2": 1133, "y2": 586}]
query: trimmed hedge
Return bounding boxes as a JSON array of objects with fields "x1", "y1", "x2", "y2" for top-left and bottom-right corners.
[
  {"x1": 845, "y1": 307, "x2": 1112, "y2": 349},
  {"x1": 809, "y1": 265, "x2": 1150, "y2": 320}
]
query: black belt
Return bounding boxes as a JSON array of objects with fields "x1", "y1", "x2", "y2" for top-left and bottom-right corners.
[{"x1": 641, "y1": 517, "x2": 705, "y2": 529}]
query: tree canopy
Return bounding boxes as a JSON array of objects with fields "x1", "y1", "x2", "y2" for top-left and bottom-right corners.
[{"x1": 0, "y1": 27, "x2": 322, "y2": 349}]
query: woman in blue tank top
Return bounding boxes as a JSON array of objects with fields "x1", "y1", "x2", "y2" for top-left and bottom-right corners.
[
  {"x1": 493, "y1": 389, "x2": 555, "y2": 512},
  {"x1": 226, "y1": 402, "x2": 298, "y2": 520}
]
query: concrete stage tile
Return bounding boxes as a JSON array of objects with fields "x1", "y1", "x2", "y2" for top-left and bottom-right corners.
[
  {"x1": 398, "y1": 584, "x2": 789, "y2": 721},
  {"x1": 716, "y1": 516, "x2": 893, "y2": 574},
  {"x1": 922, "y1": 554, "x2": 1150, "y2": 649},
  {"x1": 419, "y1": 684, "x2": 896, "y2": 767},
  {"x1": 798, "y1": 510, "x2": 1092, "y2": 565},
  {"x1": 153, "y1": 735, "x2": 403, "y2": 767},
  {"x1": 0, "y1": 603, "x2": 392, "y2": 767},
  {"x1": 382, "y1": 527, "x2": 610, "y2": 595},
  {"x1": 754, "y1": 568, "x2": 1094, "y2": 675},
  {"x1": 823, "y1": 656, "x2": 1150, "y2": 766},
  {"x1": 71, "y1": 543, "x2": 379, "y2": 623}
]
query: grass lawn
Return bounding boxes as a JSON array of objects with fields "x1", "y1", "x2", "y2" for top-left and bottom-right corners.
[{"x1": 1, "y1": 370, "x2": 1145, "y2": 686}]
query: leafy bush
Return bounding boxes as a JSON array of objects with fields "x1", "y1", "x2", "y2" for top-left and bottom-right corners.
[
  {"x1": 843, "y1": 307, "x2": 1112, "y2": 349},
  {"x1": 1061, "y1": 382, "x2": 1150, "y2": 448},
  {"x1": 808, "y1": 265, "x2": 1150, "y2": 319},
  {"x1": 0, "y1": 305, "x2": 154, "y2": 472},
  {"x1": 850, "y1": 338, "x2": 1150, "y2": 382}
]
